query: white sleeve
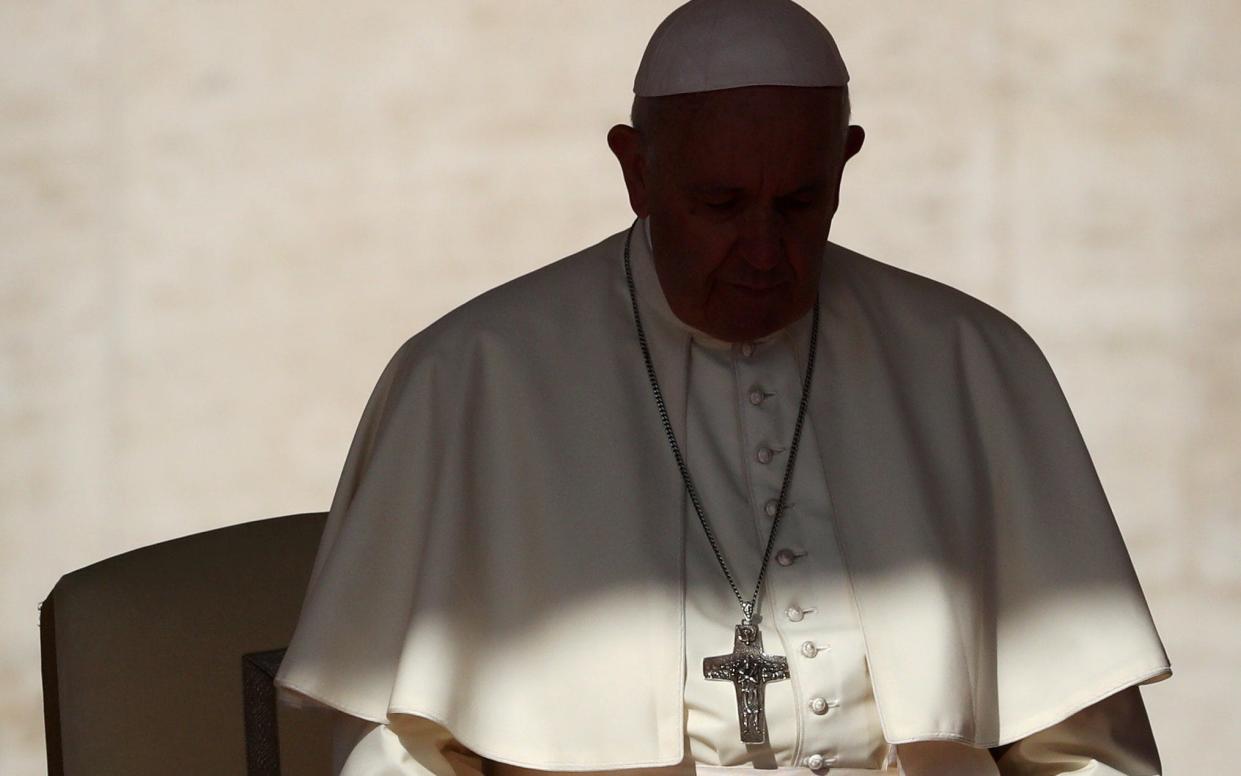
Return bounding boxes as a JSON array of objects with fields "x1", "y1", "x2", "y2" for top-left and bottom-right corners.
[
  {"x1": 992, "y1": 685, "x2": 1162, "y2": 776},
  {"x1": 331, "y1": 710, "x2": 488, "y2": 776}
]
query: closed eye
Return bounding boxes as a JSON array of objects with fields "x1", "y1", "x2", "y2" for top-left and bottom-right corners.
[{"x1": 779, "y1": 195, "x2": 817, "y2": 210}]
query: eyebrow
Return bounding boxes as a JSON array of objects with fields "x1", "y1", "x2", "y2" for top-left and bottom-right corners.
[
  {"x1": 690, "y1": 185, "x2": 744, "y2": 198},
  {"x1": 790, "y1": 181, "x2": 828, "y2": 195},
  {"x1": 689, "y1": 181, "x2": 828, "y2": 198}
]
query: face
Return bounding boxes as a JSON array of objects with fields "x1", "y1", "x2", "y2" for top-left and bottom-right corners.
[{"x1": 608, "y1": 86, "x2": 864, "y2": 343}]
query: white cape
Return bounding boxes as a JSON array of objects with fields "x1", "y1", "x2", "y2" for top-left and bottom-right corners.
[{"x1": 275, "y1": 220, "x2": 1171, "y2": 770}]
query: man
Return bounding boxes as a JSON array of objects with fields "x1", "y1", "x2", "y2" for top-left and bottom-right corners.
[{"x1": 275, "y1": 1, "x2": 1172, "y2": 774}]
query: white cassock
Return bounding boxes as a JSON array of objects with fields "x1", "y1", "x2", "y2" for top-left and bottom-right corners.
[{"x1": 275, "y1": 217, "x2": 1171, "y2": 776}]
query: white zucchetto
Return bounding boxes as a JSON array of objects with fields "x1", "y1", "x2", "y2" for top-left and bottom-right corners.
[{"x1": 634, "y1": 0, "x2": 850, "y2": 96}]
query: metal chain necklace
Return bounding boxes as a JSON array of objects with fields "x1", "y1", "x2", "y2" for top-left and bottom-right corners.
[{"x1": 622, "y1": 219, "x2": 820, "y2": 745}]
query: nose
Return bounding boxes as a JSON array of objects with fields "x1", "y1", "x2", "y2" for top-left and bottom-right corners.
[{"x1": 737, "y1": 207, "x2": 782, "y2": 272}]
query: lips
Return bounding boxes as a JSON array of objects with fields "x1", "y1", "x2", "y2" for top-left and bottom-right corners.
[{"x1": 728, "y1": 281, "x2": 785, "y2": 292}]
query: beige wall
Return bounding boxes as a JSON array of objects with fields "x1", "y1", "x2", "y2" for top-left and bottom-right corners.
[{"x1": 3, "y1": 2, "x2": 1237, "y2": 773}]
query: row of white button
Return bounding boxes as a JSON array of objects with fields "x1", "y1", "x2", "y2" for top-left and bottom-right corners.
[
  {"x1": 741, "y1": 342, "x2": 839, "y2": 770},
  {"x1": 774, "y1": 519, "x2": 838, "y2": 760}
]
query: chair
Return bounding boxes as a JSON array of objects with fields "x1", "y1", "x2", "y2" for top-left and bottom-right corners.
[{"x1": 39, "y1": 512, "x2": 336, "y2": 775}]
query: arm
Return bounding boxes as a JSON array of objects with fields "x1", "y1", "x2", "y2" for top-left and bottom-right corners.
[
  {"x1": 331, "y1": 709, "x2": 488, "y2": 776},
  {"x1": 992, "y1": 685, "x2": 1162, "y2": 776}
]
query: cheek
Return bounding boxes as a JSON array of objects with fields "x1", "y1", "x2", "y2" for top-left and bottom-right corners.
[
  {"x1": 788, "y1": 245, "x2": 814, "y2": 277},
  {"x1": 788, "y1": 227, "x2": 829, "y2": 271},
  {"x1": 788, "y1": 249, "x2": 825, "y2": 301},
  {"x1": 674, "y1": 222, "x2": 734, "y2": 288}
]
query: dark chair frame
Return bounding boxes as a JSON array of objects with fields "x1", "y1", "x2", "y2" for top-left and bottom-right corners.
[{"x1": 242, "y1": 648, "x2": 290, "y2": 776}]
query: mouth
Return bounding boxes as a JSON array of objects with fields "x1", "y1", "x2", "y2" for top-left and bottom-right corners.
[{"x1": 727, "y1": 281, "x2": 786, "y2": 295}]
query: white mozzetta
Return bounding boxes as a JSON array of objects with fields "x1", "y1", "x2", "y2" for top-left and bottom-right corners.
[{"x1": 275, "y1": 216, "x2": 1170, "y2": 770}]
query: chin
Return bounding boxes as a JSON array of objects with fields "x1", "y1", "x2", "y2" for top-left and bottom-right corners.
[{"x1": 708, "y1": 296, "x2": 793, "y2": 337}]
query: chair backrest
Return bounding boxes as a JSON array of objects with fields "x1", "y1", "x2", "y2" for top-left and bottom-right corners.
[{"x1": 40, "y1": 512, "x2": 336, "y2": 776}]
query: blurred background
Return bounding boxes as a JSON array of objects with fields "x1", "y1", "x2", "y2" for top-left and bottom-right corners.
[{"x1": 3, "y1": 1, "x2": 1237, "y2": 773}]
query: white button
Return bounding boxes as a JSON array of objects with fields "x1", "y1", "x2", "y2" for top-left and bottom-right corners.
[
  {"x1": 764, "y1": 499, "x2": 779, "y2": 517},
  {"x1": 741, "y1": 342, "x2": 755, "y2": 357},
  {"x1": 785, "y1": 605, "x2": 804, "y2": 622},
  {"x1": 804, "y1": 753, "x2": 837, "y2": 769},
  {"x1": 800, "y1": 640, "x2": 819, "y2": 658},
  {"x1": 756, "y1": 446, "x2": 773, "y2": 464},
  {"x1": 775, "y1": 548, "x2": 797, "y2": 566},
  {"x1": 808, "y1": 696, "x2": 830, "y2": 715},
  {"x1": 748, "y1": 388, "x2": 765, "y2": 405}
]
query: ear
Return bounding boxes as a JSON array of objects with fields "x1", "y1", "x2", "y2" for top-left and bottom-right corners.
[
  {"x1": 843, "y1": 124, "x2": 865, "y2": 163},
  {"x1": 827, "y1": 124, "x2": 866, "y2": 214},
  {"x1": 606, "y1": 124, "x2": 651, "y2": 218}
]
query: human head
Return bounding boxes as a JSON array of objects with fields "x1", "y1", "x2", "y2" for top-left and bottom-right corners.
[{"x1": 607, "y1": 0, "x2": 865, "y2": 343}]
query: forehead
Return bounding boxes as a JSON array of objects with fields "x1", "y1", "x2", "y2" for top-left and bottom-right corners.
[{"x1": 655, "y1": 86, "x2": 844, "y2": 182}]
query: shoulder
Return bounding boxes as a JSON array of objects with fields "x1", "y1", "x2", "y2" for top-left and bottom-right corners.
[
  {"x1": 382, "y1": 225, "x2": 630, "y2": 377},
  {"x1": 824, "y1": 240, "x2": 1045, "y2": 358}
]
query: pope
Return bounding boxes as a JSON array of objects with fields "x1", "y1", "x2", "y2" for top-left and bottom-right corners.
[{"x1": 275, "y1": 1, "x2": 1173, "y2": 774}]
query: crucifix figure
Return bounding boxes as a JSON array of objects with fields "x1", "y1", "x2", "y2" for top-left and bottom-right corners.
[{"x1": 703, "y1": 622, "x2": 790, "y2": 744}]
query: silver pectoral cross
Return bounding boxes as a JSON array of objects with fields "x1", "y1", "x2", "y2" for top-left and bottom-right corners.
[{"x1": 703, "y1": 622, "x2": 790, "y2": 744}]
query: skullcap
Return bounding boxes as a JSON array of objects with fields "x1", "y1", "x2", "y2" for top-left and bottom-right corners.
[{"x1": 634, "y1": 0, "x2": 849, "y2": 97}]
